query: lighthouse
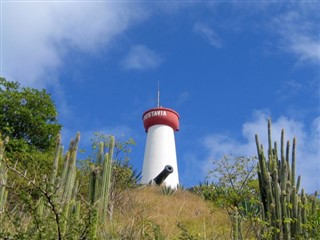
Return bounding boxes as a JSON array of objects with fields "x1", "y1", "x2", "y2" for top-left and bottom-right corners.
[{"x1": 141, "y1": 103, "x2": 180, "y2": 188}]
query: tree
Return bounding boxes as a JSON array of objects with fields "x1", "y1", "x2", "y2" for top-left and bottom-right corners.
[
  {"x1": 207, "y1": 155, "x2": 258, "y2": 210},
  {"x1": 195, "y1": 155, "x2": 260, "y2": 240},
  {"x1": 0, "y1": 77, "x2": 61, "y2": 152}
]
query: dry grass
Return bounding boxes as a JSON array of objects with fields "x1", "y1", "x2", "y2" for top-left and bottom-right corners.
[{"x1": 105, "y1": 186, "x2": 232, "y2": 239}]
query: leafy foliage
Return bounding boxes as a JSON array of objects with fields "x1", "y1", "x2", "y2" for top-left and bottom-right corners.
[
  {"x1": 193, "y1": 156, "x2": 260, "y2": 239},
  {"x1": 0, "y1": 78, "x2": 62, "y2": 204},
  {"x1": 205, "y1": 155, "x2": 259, "y2": 212},
  {"x1": 0, "y1": 77, "x2": 61, "y2": 152}
]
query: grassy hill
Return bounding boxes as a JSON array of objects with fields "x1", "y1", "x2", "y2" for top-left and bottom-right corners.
[{"x1": 103, "y1": 186, "x2": 233, "y2": 239}]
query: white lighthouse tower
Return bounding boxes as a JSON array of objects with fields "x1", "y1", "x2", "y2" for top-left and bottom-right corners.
[{"x1": 141, "y1": 101, "x2": 180, "y2": 188}]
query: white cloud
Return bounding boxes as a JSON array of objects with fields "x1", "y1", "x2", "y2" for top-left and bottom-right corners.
[
  {"x1": 193, "y1": 22, "x2": 222, "y2": 48},
  {"x1": 201, "y1": 111, "x2": 320, "y2": 193},
  {"x1": 121, "y1": 45, "x2": 162, "y2": 70},
  {"x1": 1, "y1": 2, "x2": 148, "y2": 87},
  {"x1": 271, "y1": 11, "x2": 320, "y2": 65},
  {"x1": 287, "y1": 35, "x2": 320, "y2": 64}
]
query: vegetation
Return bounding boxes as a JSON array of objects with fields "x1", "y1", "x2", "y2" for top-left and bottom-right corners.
[
  {"x1": 0, "y1": 79, "x2": 319, "y2": 239},
  {"x1": 83, "y1": 132, "x2": 139, "y2": 221},
  {"x1": 0, "y1": 132, "x2": 231, "y2": 239},
  {"x1": 255, "y1": 119, "x2": 320, "y2": 240},
  {"x1": 0, "y1": 77, "x2": 61, "y2": 177},
  {"x1": 193, "y1": 156, "x2": 261, "y2": 239},
  {"x1": 191, "y1": 119, "x2": 320, "y2": 240},
  {"x1": 0, "y1": 77, "x2": 61, "y2": 152},
  {"x1": 0, "y1": 132, "x2": 116, "y2": 239},
  {"x1": 1, "y1": 121, "x2": 318, "y2": 239}
]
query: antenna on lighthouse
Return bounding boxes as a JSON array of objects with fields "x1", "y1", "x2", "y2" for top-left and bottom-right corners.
[{"x1": 157, "y1": 80, "x2": 160, "y2": 108}]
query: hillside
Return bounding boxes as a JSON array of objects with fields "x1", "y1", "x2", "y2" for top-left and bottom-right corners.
[{"x1": 103, "y1": 186, "x2": 232, "y2": 239}]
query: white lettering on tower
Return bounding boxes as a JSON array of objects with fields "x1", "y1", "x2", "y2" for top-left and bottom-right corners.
[{"x1": 143, "y1": 110, "x2": 167, "y2": 120}]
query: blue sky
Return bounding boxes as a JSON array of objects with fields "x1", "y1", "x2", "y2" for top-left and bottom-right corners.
[{"x1": 1, "y1": 1, "x2": 319, "y2": 192}]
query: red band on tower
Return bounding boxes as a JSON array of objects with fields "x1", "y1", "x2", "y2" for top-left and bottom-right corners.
[{"x1": 142, "y1": 107, "x2": 179, "y2": 132}]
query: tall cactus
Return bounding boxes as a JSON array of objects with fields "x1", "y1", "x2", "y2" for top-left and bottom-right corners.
[
  {"x1": 0, "y1": 131, "x2": 116, "y2": 238},
  {"x1": 0, "y1": 134, "x2": 9, "y2": 216},
  {"x1": 57, "y1": 133, "x2": 82, "y2": 238},
  {"x1": 88, "y1": 136, "x2": 114, "y2": 226},
  {"x1": 101, "y1": 137, "x2": 114, "y2": 222},
  {"x1": 62, "y1": 132, "x2": 80, "y2": 203},
  {"x1": 255, "y1": 118, "x2": 314, "y2": 239},
  {"x1": 49, "y1": 134, "x2": 62, "y2": 192}
]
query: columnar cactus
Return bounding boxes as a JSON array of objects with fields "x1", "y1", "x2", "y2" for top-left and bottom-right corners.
[
  {"x1": 0, "y1": 134, "x2": 8, "y2": 215},
  {"x1": 88, "y1": 136, "x2": 115, "y2": 225},
  {"x1": 100, "y1": 136, "x2": 114, "y2": 222},
  {"x1": 0, "y1": 131, "x2": 116, "y2": 238},
  {"x1": 255, "y1": 118, "x2": 313, "y2": 239},
  {"x1": 58, "y1": 133, "x2": 83, "y2": 237},
  {"x1": 50, "y1": 134, "x2": 62, "y2": 190},
  {"x1": 62, "y1": 132, "x2": 80, "y2": 204}
]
